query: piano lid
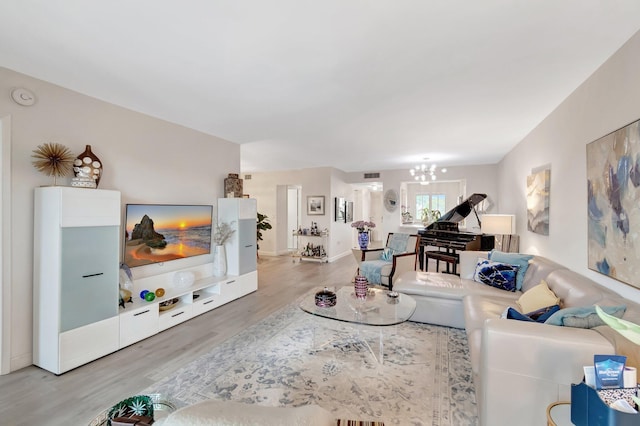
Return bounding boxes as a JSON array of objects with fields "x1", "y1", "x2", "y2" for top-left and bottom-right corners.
[{"x1": 430, "y1": 193, "x2": 487, "y2": 225}]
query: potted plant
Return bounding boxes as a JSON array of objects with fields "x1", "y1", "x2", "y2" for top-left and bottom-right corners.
[
  {"x1": 421, "y1": 208, "x2": 441, "y2": 227},
  {"x1": 257, "y1": 212, "x2": 272, "y2": 258}
]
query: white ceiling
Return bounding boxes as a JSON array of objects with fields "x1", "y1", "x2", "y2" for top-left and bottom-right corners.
[{"x1": 2, "y1": 1, "x2": 640, "y2": 173}]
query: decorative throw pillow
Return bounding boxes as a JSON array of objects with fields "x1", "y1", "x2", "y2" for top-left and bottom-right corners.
[
  {"x1": 380, "y1": 247, "x2": 396, "y2": 261},
  {"x1": 516, "y1": 280, "x2": 560, "y2": 313},
  {"x1": 489, "y1": 250, "x2": 533, "y2": 291},
  {"x1": 506, "y1": 305, "x2": 560, "y2": 323},
  {"x1": 473, "y1": 259, "x2": 519, "y2": 292},
  {"x1": 544, "y1": 305, "x2": 627, "y2": 328}
]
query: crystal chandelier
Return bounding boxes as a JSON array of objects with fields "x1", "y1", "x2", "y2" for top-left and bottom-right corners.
[{"x1": 409, "y1": 163, "x2": 447, "y2": 184}]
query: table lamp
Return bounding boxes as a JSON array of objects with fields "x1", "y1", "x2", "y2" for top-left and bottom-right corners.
[{"x1": 481, "y1": 214, "x2": 518, "y2": 252}]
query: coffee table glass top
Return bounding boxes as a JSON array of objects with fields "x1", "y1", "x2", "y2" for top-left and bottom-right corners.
[{"x1": 299, "y1": 286, "x2": 416, "y2": 326}]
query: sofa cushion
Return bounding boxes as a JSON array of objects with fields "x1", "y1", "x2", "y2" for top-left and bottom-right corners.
[
  {"x1": 473, "y1": 259, "x2": 519, "y2": 292},
  {"x1": 545, "y1": 305, "x2": 627, "y2": 328},
  {"x1": 505, "y1": 305, "x2": 560, "y2": 323},
  {"x1": 489, "y1": 251, "x2": 533, "y2": 291},
  {"x1": 516, "y1": 280, "x2": 560, "y2": 313}
]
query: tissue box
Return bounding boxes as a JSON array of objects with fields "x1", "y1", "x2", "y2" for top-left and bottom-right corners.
[{"x1": 571, "y1": 382, "x2": 639, "y2": 426}]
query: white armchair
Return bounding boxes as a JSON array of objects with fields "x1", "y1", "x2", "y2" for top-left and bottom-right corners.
[{"x1": 357, "y1": 233, "x2": 419, "y2": 290}]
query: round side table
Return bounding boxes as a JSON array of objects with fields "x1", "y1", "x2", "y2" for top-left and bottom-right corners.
[{"x1": 546, "y1": 401, "x2": 571, "y2": 426}]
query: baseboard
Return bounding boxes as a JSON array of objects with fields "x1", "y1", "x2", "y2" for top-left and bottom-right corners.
[
  {"x1": 328, "y1": 250, "x2": 352, "y2": 263},
  {"x1": 11, "y1": 352, "x2": 32, "y2": 372}
]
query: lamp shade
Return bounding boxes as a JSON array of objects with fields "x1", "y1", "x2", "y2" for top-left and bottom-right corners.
[{"x1": 481, "y1": 214, "x2": 516, "y2": 235}]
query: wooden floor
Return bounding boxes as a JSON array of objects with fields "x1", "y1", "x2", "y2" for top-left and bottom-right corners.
[{"x1": 0, "y1": 254, "x2": 362, "y2": 425}]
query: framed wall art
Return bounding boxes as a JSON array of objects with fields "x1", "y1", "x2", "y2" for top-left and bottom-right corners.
[
  {"x1": 526, "y1": 168, "x2": 550, "y2": 235},
  {"x1": 307, "y1": 195, "x2": 325, "y2": 215},
  {"x1": 335, "y1": 197, "x2": 345, "y2": 222},
  {"x1": 346, "y1": 201, "x2": 354, "y2": 222},
  {"x1": 587, "y1": 118, "x2": 640, "y2": 288}
]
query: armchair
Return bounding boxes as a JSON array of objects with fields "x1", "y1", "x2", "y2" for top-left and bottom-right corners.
[{"x1": 357, "y1": 233, "x2": 419, "y2": 290}]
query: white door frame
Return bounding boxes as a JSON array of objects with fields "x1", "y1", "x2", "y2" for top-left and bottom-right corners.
[{"x1": 1, "y1": 115, "x2": 12, "y2": 375}]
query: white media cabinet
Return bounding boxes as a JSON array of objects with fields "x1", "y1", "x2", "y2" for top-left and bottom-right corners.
[
  {"x1": 120, "y1": 266, "x2": 257, "y2": 348},
  {"x1": 34, "y1": 188, "x2": 258, "y2": 374}
]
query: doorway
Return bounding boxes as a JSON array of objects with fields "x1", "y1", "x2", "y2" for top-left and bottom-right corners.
[{"x1": 287, "y1": 186, "x2": 301, "y2": 251}]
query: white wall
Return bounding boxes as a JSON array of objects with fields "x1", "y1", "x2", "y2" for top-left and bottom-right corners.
[
  {"x1": 243, "y1": 168, "x2": 333, "y2": 256},
  {"x1": 498, "y1": 31, "x2": 640, "y2": 303},
  {"x1": 0, "y1": 67, "x2": 240, "y2": 371}
]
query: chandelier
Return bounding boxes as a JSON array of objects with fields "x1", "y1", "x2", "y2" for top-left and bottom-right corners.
[{"x1": 409, "y1": 163, "x2": 447, "y2": 184}]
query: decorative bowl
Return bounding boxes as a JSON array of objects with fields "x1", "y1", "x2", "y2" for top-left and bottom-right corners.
[
  {"x1": 315, "y1": 287, "x2": 337, "y2": 307},
  {"x1": 159, "y1": 297, "x2": 180, "y2": 311}
]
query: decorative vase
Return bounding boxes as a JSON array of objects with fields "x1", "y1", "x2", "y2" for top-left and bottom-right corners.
[
  {"x1": 72, "y1": 144, "x2": 102, "y2": 188},
  {"x1": 354, "y1": 275, "x2": 368, "y2": 299},
  {"x1": 212, "y1": 245, "x2": 227, "y2": 277},
  {"x1": 358, "y1": 231, "x2": 369, "y2": 250}
]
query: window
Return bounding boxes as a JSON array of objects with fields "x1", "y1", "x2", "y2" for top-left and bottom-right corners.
[{"x1": 415, "y1": 193, "x2": 446, "y2": 220}]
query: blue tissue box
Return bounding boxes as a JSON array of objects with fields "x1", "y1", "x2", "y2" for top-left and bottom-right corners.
[{"x1": 571, "y1": 382, "x2": 639, "y2": 425}]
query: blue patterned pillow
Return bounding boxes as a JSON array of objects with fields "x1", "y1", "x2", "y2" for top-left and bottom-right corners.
[
  {"x1": 473, "y1": 259, "x2": 519, "y2": 292},
  {"x1": 489, "y1": 251, "x2": 533, "y2": 291}
]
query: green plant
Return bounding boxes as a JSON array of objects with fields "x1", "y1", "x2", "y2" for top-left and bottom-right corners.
[
  {"x1": 420, "y1": 208, "x2": 441, "y2": 224},
  {"x1": 256, "y1": 212, "x2": 272, "y2": 251}
]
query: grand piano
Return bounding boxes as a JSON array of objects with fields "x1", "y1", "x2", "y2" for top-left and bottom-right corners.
[{"x1": 417, "y1": 193, "x2": 494, "y2": 273}]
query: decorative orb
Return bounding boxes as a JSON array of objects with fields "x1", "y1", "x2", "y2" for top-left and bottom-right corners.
[
  {"x1": 145, "y1": 292, "x2": 156, "y2": 302},
  {"x1": 140, "y1": 290, "x2": 149, "y2": 300},
  {"x1": 155, "y1": 288, "x2": 165, "y2": 297}
]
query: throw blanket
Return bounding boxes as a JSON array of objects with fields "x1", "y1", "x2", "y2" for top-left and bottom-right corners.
[
  {"x1": 388, "y1": 233, "x2": 410, "y2": 253},
  {"x1": 360, "y1": 259, "x2": 389, "y2": 284}
]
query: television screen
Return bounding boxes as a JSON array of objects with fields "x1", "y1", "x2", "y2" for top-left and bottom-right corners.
[{"x1": 124, "y1": 204, "x2": 213, "y2": 267}]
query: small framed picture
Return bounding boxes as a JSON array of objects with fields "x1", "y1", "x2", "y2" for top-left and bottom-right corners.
[{"x1": 307, "y1": 196, "x2": 325, "y2": 215}]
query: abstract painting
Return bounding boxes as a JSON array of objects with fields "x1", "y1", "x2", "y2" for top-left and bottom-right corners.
[
  {"x1": 587, "y1": 118, "x2": 640, "y2": 288},
  {"x1": 526, "y1": 169, "x2": 550, "y2": 235}
]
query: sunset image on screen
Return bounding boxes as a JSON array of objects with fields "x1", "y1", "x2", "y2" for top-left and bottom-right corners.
[{"x1": 124, "y1": 204, "x2": 213, "y2": 267}]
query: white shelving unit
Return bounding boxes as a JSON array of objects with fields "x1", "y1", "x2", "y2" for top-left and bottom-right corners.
[
  {"x1": 33, "y1": 187, "x2": 121, "y2": 374},
  {"x1": 119, "y1": 263, "x2": 257, "y2": 348},
  {"x1": 218, "y1": 198, "x2": 258, "y2": 276},
  {"x1": 34, "y1": 188, "x2": 260, "y2": 373}
]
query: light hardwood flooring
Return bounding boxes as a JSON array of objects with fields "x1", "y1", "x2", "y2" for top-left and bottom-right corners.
[{"x1": 0, "y1": 254, "x2": 364, "y2": 425}]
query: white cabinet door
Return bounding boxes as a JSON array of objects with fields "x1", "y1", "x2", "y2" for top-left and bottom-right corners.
[
  {"x1": 60, "y1": 317, "x2": 119, "y2": 373},
  {"x1": 119, "y1": 306, "x2": 159, "y2": 348}
]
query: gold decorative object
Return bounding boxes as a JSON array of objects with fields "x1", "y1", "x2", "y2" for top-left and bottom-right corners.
[{"x1": 31, "y1": 142, "x2": 74, "y2": 185}]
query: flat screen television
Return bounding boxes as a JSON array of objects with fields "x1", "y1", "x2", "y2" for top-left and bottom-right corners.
[{"x1": 123, "y1": 204, "x2": 213, "y2": 268}]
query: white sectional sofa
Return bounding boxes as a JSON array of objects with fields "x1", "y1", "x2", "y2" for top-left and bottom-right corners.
[{"x1": 393, "y1": 250, "x2": 640, "y2": 426}]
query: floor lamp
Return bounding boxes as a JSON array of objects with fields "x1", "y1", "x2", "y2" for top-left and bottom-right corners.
[{"x1": 481, "y1": 214, "x2": 519, "y2": 253}]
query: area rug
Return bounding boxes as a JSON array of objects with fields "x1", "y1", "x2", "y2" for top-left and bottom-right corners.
[{"x1": 143, "y1": 300, "x2": 478, "y2": 425}]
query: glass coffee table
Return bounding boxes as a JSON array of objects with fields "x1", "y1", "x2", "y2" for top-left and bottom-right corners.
[{"x1": 299, "y1": 286, "x2": 416, "y2": 364}]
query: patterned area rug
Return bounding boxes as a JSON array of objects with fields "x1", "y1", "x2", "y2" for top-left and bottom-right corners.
[{"x1": 143, "y1": 301, "x2": 477, "y2": 425}]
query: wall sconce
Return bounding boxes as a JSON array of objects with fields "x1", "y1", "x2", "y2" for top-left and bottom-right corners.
[{"x1": 481, "y1": 214, "x2": 519, "y2": 252}]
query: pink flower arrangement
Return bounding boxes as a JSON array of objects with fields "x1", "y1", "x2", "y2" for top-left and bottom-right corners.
[{"x1": 351, "y1": 220, "x2": 376, "y2": 232}]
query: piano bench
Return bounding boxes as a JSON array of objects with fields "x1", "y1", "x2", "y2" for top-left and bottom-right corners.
[{"x1": 425, "y1": 251, "x2": 459, "y2": 275}]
